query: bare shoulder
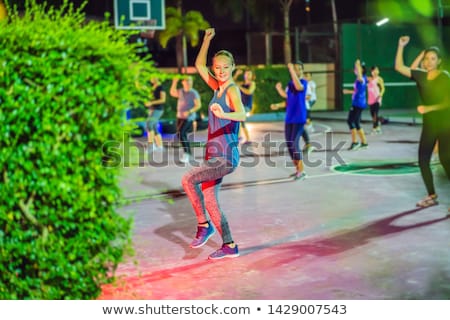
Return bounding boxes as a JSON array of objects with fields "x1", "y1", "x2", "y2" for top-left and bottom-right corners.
[
  {"x1": 226, "y1": 84, "x2": 243, "y2": 110},
  {"x1": 227, "y1": 84, "x2": 241, "y2": 96}
]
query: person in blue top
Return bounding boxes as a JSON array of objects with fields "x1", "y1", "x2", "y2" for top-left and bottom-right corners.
[
  {"x1": 395, "y1": 36, "x2": 450, "y2": 209},
  {"x1": 270, "y1": 61, "x2": 308, "y2": 180},
  {"x1": 181, "y1": 28, "x2": 246, "y2": 260},
  {"x1": 343, "y1": 59, "x2": 369, "y2": 150}
]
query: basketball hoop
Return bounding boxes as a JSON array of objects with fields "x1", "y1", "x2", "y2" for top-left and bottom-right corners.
[{"x1": 140, "y1": 19, "x2": 157, "y2": 39}]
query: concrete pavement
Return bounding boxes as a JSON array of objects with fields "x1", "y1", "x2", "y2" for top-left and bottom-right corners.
[{"x1": 100, "y1": 111, "x2": 450, "y2": 300}]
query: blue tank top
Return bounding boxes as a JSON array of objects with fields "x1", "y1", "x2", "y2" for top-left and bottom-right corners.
[
  {"x1": 206, "y1": 84, "x2": 240, "y2": 168},
  {"x1": 285, "y1": 79, "x2": 308, "y2": 124},
  {"x1": 352, "y1": 75, "x2": 368, "y2": 108},
  {"x1": 240, "y1": 83, "x2": 253, "y2": 110}
]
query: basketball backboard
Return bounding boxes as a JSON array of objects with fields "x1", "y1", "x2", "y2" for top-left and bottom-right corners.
[{"x1": 114, "y1": 0, "x2": 165, "y2": 30}]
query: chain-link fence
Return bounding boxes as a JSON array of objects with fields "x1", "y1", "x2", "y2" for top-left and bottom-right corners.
[{"x1": 245, "y1": 22, "x2": 337, "y2": 65}]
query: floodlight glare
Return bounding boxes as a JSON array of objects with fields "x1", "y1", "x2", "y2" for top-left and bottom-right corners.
[{"x1": 376, "y1": 18, "x2": 389, "y2": 26}]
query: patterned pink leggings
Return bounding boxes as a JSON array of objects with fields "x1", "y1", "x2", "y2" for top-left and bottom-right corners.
[{"x1": 181, "y1": 158, "x2": 235, "y2": 244}]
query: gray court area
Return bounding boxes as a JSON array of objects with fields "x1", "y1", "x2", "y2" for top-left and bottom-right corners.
[{"x1": 100, "y1": 112, "x2": 450, "y2": 300}]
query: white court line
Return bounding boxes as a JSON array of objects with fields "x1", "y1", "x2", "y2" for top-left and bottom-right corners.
[{"x1": 343, "y1": 82, "x2": 416, "y2": 88}]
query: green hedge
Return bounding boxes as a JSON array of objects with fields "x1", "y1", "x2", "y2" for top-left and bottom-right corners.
[
  {"x1": 0, "y1": 0, "x2": 158, "y2": 299},
  {"x1": 251, "y1": 66, "x2": 292, "y2": 113}
]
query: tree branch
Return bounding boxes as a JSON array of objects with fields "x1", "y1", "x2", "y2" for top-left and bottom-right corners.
[{"x1": 18, "y1": 192, "x2": 49, "y2": 241}]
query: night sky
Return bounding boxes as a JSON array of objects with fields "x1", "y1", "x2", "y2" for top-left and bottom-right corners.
[
  {"x1": 21, "y1": 0, "x2": 447, "y2": 66},
  {"x1": 78, "y1": 0, "x2": 369, "y2": 66},
  {"x1": 81, "y1": 0, "x2": 366, "y2": 26}
]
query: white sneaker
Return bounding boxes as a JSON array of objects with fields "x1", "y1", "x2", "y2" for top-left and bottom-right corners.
[
  {"x1": 371, "y1": 127, "x2": 382, "y2": 135},
  {"x1": 180, "y1": 153, "x2": 191, "y2": 163},
  {"x1": 305, "y1": 124, "x2": 314, "y2": 133},
  {"x1": 147, "y1": 143, "x2": 155, "y2": 152},
  {"x1": 303, "y1": 144, "x2": 315, "y2": 154},
  {"x1": 294, "y1": 171, "x2": 307, "y2": 181}
]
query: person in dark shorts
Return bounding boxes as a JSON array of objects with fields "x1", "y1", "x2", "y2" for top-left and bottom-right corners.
[
  {"x1": 343, "y1": 59, "x2": 369, "y2": 150},
  {"x1": 270, "y1": 61, "x2": 308, "y2": 181}
]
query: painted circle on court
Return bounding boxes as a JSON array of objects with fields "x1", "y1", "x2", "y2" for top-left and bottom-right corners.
[{"x1": 331, "y1": 161, "x2": 421, "y2": 176}]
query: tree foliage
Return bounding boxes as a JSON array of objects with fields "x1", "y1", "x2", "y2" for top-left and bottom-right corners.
[
  {"x1": 158, "y1": 6, "x2": 210, "y2": 72},
  {"x1": 0, "y1": 1, "x2": 7, "y2": 20}
]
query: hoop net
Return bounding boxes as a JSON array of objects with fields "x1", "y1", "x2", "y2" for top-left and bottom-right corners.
[{"x1": 140, "y1": 19, "x2": 157, "y2": 38}]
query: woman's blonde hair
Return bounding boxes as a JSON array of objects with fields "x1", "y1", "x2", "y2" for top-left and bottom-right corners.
[{"x1": 213, "y1": 50, "x2": 235, "y2": 66}]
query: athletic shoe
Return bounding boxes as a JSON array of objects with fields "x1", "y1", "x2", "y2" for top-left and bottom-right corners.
[
  {"x1": 294, "y1": 171, "x2": 307, "y2": 181},
  {"x1": 208, "y1": 243, "x2": 239, "y2": 260},
  {"x1": 303, "y1": 144, "x2": 315, "y2": 154},
  {"x1": 348, "y1": 142, "x2": 360, "y2": 151},
  {"x1": 180, "y1": 153, "x2": 191, "y2": 163},
  {"x1": 371, "y1": 127, "x2": 382, "y2": 135},
  {"x1": 359, "y1": 143, "x2": 369, "y2": 149},
  {"x1": 147, "y1": 143, "x2": 155, "y2": 152},
  {"x1": 305, "y1": 123, "x2": 315, "y2": 133},
  {"x1": 190, "y1": 223, "x2": 215, "y2": 248}
]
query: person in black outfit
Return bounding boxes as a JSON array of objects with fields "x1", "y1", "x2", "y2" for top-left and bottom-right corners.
[{"x1": 395, "y1": 36, "x2": 450, "y2": 209}]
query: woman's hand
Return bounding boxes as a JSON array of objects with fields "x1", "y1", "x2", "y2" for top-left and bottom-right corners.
[
  {"x1": 287, "y1": 63, "x2": 294, "y2": 72},
  {"x1": 182, "y1": 111, "x2": 191, "y2": 118},
  {"x1": 343, "y1": 89, "x2": 354, "y2": 95},
  {"x1": 210, "y1": 103, "x2": 225, "y2": 118},
  {"x1": 417, "y1": 105, "x2": 429, "y2": 114},
  {"x1": 270, "y1": 103, "x2": 278, "y2": 110},
  {"x1": 275, "y1": 82, "x2": 283, "y2": 91},
  {"x1": 398, "y1": 36, "x2": 410, "y2": 47},
  {"x1": 204, "y1": 28, "x2": 215, "y2": 42}
]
